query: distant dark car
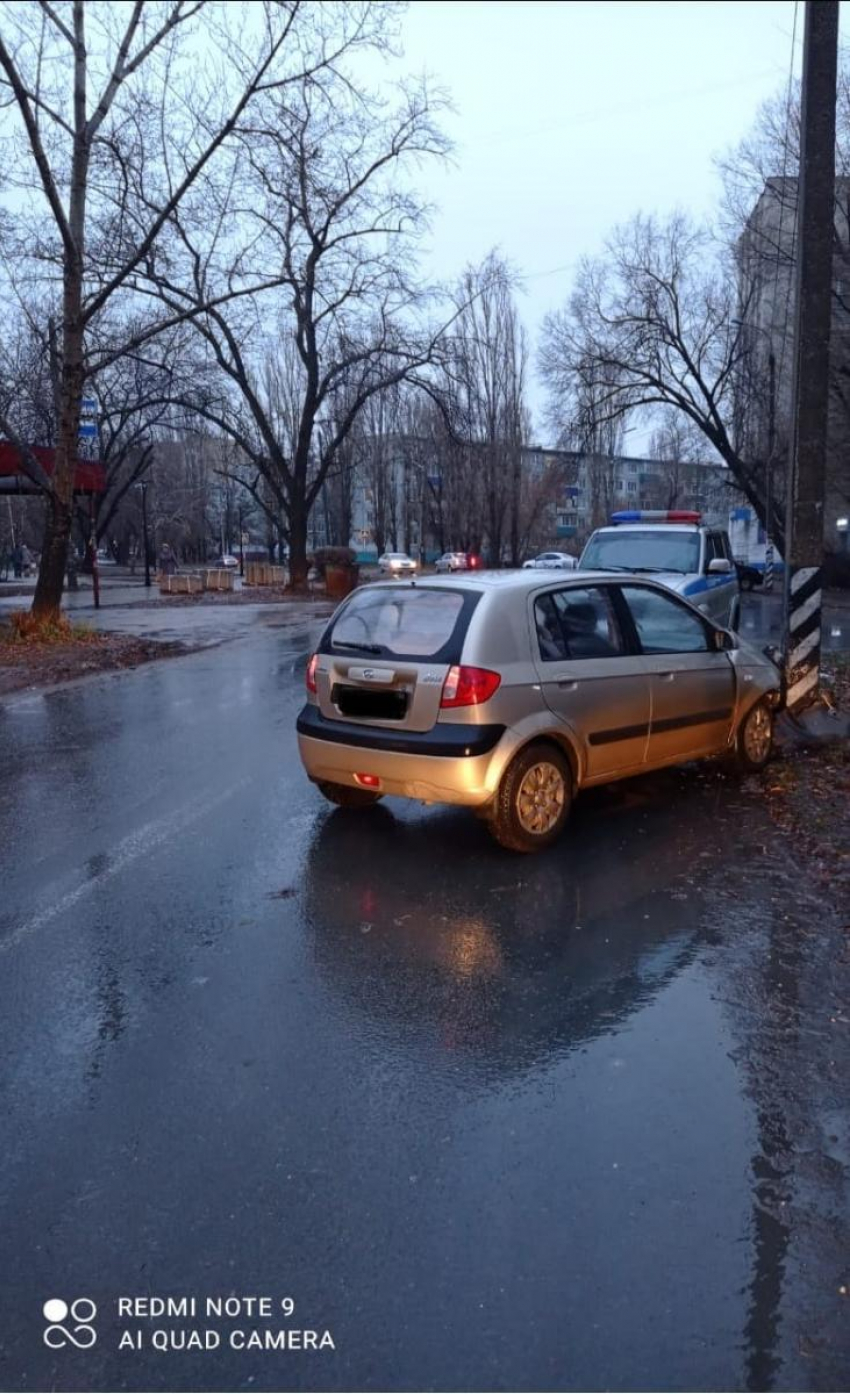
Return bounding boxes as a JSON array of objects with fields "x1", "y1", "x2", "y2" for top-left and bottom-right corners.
[{"x1": 735, "y1": 562, "x2": 762, "y2": 592}]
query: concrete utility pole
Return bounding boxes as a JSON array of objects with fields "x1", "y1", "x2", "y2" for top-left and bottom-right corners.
[{"x1": 784, "y1": 0, "x2": 839, "y2": 712}]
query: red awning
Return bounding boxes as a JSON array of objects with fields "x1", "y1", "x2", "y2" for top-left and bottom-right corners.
[{"x1": 0, "y1": 441, "x2": 106, "y2": 494}]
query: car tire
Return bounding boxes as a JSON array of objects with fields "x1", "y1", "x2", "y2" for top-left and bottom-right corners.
[
  {"x1": 740, "y1": 572, "x2": 753, "y2": 592},
  {"x1": 487, "y1": 742, "x2": 573, "y2": 853},
  {"x1": 732, "y1": 699, "x2": 774, "y2": 773},
  {"x1": 316, "y1": 780, "x2": 383, "y2": 809}
]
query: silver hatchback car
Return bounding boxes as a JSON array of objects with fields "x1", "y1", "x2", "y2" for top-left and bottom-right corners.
[{"x1": 297, "y1": 572, "x2": 782, "y2": 852}]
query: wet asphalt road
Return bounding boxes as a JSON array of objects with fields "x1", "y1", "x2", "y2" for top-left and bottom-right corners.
[{"x1": 1, "y1": 616, "x2": 848, "y2": 1392}]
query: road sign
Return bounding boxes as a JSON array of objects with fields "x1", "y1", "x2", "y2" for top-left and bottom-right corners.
[
  {"x1": 78, "y1": 422, "x2": 98, "y2": 438},
  {"x1": 81, "y1": 397, "x2": 99, "y2": 418}
]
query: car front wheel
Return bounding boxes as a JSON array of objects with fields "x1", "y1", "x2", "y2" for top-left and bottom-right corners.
[
  {"x1": 733, "y1": 700, "x2": 774, "y2": 773},
  {"x1": 316, "y1": 780, "x2": 383, "y2": 809},
  {"x1": 487, "y1": 743, "x2": 573, "y2": 853}
]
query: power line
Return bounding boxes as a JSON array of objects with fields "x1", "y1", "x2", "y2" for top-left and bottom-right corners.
[{"x1": 474, "y1": 67, "x2": 786, "y2": 151}]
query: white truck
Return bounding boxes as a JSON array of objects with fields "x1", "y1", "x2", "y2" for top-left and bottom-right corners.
[{"x1": 728, "y1": 505, "x2": 784, "y2": 587}]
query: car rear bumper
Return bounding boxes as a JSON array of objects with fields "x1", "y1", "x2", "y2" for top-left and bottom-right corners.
[{"x1": 297, "y1": 704, "x2": 506, "y2": 805}]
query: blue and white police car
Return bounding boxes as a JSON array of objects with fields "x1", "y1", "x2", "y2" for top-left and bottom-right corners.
[{"x1": 578, "y1": 511, "x2": 741, "y2": 630}]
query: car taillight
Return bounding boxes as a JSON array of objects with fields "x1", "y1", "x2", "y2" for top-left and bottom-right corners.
[
  {"x1": 306, "y1": 653, "x2": 318, "y2": 694},
  {"x1": 440, "y1": 665, "x2": 501, "y2": 708}
]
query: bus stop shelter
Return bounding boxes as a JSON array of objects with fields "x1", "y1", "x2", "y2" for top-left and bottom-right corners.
[{"x1": 0, "y1": 442, "x2": 106, "y2": 495}]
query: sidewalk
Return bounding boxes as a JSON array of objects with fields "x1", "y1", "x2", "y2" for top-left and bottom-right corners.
[{"x1": 0, "y1": 572, "x2": 333, "y2": 697}]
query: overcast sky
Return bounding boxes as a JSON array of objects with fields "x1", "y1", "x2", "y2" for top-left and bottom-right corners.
[{"x1": 379, "y1": 0, "x2": 820, "y2": 444}]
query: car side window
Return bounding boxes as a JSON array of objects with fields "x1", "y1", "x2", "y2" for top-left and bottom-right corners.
[
  {"x1": 621, "y1": 586, "x2": 710, "y2": 654},
  {"x1": 534, "y1": 586, "x2": 624, "y2": 661}
]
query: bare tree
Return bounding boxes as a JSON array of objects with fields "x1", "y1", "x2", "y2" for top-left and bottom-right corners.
[
  {"x1": 440, "y1": 254, "x2": 528, "y2": 564},
  {"x1": 538, "y1": 214, "x2": 780, "y2": 544},
  {"x1": 0, "y1": 0, "x2": 390, "y2": 619},
  {"x1": 142, "y1": 65, "x2": 451, "y2": 585},
  {"x1": 719, "y1": 68, "x2": 850, "y2": 534}
]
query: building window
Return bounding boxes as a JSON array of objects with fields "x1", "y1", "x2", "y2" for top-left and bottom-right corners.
[{"x1": 627, "y1": 482, "x2": 637, "y2": 494}]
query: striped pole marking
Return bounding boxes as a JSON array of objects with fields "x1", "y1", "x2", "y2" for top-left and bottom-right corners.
[
  {"x1": 763, "y1": 540, "x2": 774, "y2": 593},
  {"x1": 785, "y1": 565, "x2": 821, "y2": 711}
]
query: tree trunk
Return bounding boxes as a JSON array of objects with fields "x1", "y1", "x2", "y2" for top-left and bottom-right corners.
[
  {"x1": 32, "y1": 489, "x2": 75, "y2": 618},
  {"x1": 289, "y1": 500, "x2": 309, "y2": 588},
  {"x1": 510, "y1": 444, "x2": 521, "y2": 566}
]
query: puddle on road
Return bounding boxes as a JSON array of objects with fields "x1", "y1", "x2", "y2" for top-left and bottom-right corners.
[{"x1": 293, "y1": 763, "x2": 846, "y2": 1390}]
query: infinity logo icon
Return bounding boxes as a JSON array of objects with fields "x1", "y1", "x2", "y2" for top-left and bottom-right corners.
[{"x1": 43, "y1": 1298, "x2": 97, "y2": 1349}]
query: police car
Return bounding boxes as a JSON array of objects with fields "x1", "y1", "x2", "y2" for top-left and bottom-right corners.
[{"x1": 578, "y1": 511, "x2": 741, "y2": 630}]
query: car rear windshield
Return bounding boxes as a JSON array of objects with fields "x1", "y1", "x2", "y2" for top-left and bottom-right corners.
[
  {"x1": 580, "y1": 529, "x2": 700, "y2": 575},
  {"x1": 325, "y1": 586, "x2": 479, "y2": 661}
]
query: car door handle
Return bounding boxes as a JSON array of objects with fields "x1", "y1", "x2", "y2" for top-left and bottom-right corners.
[{"x1": 556, "y1": 677, "x2": 579, "y2": 690}]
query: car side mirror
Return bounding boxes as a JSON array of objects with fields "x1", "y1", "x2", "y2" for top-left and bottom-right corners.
[
  {"x1": 708, "y1": 557, "x2": 733, "y2": 575},
  {"x1": 714, "y1": 628, "x2": 735, "y2": 651}
]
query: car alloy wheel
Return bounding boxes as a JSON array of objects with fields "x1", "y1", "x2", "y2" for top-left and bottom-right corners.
[
  {"x1": 742, "y1": 702, "x2": 772, "y2": 765},
  {"x1": 516, "y1": 760, "x2": 567, "y2": 835},
  {"x1": 488, "y1": 742, "x2": 573, "y2": 852}
]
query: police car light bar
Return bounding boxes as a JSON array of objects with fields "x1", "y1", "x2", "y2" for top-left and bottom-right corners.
[{"x1": 610, "y1": 510, "x2": 702, "y2": 525}]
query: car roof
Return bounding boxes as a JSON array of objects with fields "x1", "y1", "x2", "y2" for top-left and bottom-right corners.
[
  {"x1": 366, "y1": 569, "x2": 668, "y2": 595},
  {"x1": 589, "y1": 524, "x2": 703, "y2": 534}
]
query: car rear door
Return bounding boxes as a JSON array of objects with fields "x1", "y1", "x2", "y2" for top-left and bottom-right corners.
[
  {"x1": 530, "y1": 583, "x2": 651, "y2": 780},
  {"x1": 618, "y1": 584, "x2": 736, "y2": 763},
  {"x1": 313, "y1": 585, "x2": 478, "y2": 734}
]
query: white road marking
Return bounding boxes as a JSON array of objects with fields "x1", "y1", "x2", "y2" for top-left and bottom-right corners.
[{"x1": 0, "y1": 781, "x2": 247, "y2": 955}]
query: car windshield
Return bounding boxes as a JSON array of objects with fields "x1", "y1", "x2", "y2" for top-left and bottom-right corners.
[
  {"x1": 581, "y1": 530, "x2": 700, "y2": 575},
  {"x1": 330, "y1": 587, "x2": 470, "y2": 658}
]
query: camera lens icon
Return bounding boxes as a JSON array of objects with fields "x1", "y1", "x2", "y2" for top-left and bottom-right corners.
[{"x1": 43, "y1": 1298, "x2": 97, "y2": 1349}]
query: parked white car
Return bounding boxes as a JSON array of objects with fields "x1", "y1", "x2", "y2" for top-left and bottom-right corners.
[
  {"x1": 522, "y1": 551, "x2": 578, "y2": 571},
  {"x1": 435, "y1": 551, "x2": 470, "y2": 573},
  {"x1": 378, "y1": 552, "x2": 418, "y2": 575}
]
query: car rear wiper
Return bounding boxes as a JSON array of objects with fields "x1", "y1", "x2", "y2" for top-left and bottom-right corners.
[{"x1": 331, "y1": 641, "x2": 384, "y2": 654}]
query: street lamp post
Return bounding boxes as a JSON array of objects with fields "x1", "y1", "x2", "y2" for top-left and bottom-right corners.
[
  {"x1": 139, "y1": 481, "x2": 151, "y2": 588},
  {"x1": 238, "y1": 504, "x2": 244, "y2": 578}
]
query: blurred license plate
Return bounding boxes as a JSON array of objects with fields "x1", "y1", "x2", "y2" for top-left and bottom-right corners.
[{"x1": 332, "y1": 685, "x2": 408, "y2": 720}]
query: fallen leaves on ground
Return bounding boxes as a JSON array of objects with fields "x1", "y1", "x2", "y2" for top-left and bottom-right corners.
[
  {"x1": 0, "y1": 621, "x2": 185, "y2": 696},
  {"x1": 763, "y1": 654, "x2": 850, "y2": 893}
]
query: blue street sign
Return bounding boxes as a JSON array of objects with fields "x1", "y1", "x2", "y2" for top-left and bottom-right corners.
[
  {"x1": 81, "y1": 397, "x2": 98, "y2": 416},
  {"x1": 78, "y1": 422, "x2": 97, "y2": 438}
]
